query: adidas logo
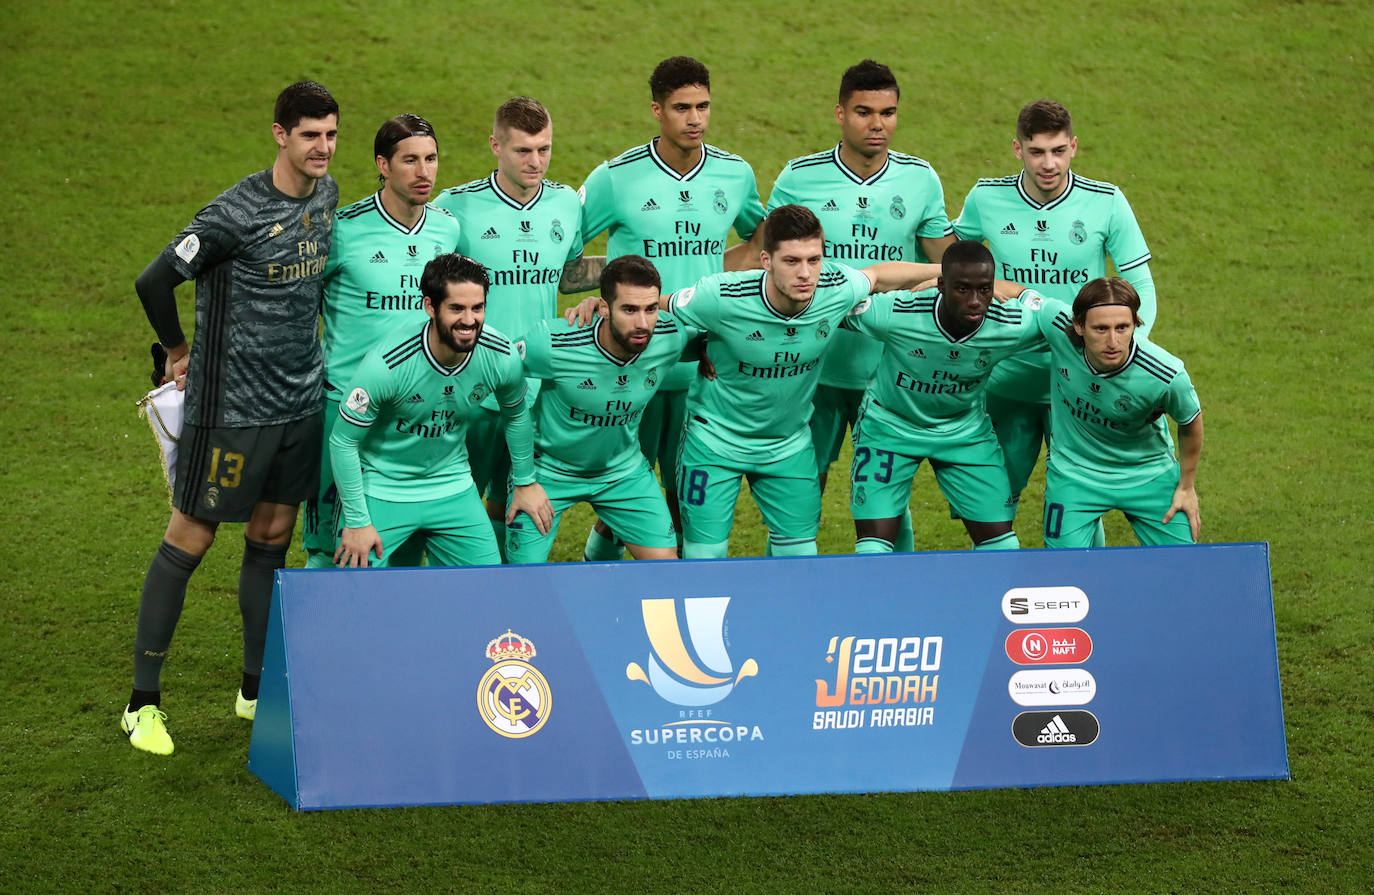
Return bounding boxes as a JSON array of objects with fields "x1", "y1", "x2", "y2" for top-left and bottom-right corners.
[
  {"x1": 823, "y1": 200, "x2": 838, "y2": 211},
  {"x1": 642, "y1": 199, "x2": 660, "y2": 211},
  {"x1": 1001, "y1": 223, "x2": 1018, "y2": 234},
  {"x1": 369, "y1": 251, "x2": 387, "y2": 263},
  {"x1": 576, "y1": 378, "x2": 596, "y2": 390},
  {"x1": 406, "y1": 393, "x2": 424, "y2": 403},
  {"x1": 1038, "y1": 714, "x2": 1076, "y2": 744},
  {"x1": 481, "y1": 227, "x2": 499, "y2": 239},
  {"x1": 268, "y1": 222, "x2": 284, "y2": 238},
  {"x1": 908, "y1": 347, "x2": 926, "y2": 358},
  {"x1": 745, "y1": 330, "x2": 764, "y2": 342}
]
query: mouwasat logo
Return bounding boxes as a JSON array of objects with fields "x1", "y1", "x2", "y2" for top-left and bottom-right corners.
[{"x1": 626, "y1": 597, "x2": 758, "y2": 706}]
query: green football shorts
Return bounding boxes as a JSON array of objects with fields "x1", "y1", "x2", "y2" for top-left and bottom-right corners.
[
  {"x1": 1043, "y1": 463, "x2": 1192, "y2": 548},
  {"x1": 360, "y1": 487, "x2": 500, "y2": 567},
  {"x1": 809, "y1": 384, "x2": 864, "y2": 474},
  {"x1": 849, "y1": 422, "x2": 1015, "y2": 523},
  {"x1": 676, "y1": 432, "x2": 820, "y2": 546}
]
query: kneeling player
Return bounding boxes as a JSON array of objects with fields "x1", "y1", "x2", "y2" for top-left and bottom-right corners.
[
  {"x1": 1034, "y1": 278, "x2": 1202, "y2": 547},
  {"x1": 843, "y1": 241, "x2": 1042, "y2": 552},
  {"x1": 506, "y1": 255, "x2": 689, "y2": 562},
  {"x1": 330, "y1": 254, "x2": 552, "y2": 567}
]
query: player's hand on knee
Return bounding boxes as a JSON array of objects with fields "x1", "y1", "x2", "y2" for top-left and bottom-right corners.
[
  {"x1": 508, "y1": 483, "x2": 554, "y2": 535},
  {"x1": 1163, "y1": 486, "x2": 1201, "y2": 540},
  {"x1": 335, "y1": 525, "x2": 383, "y2": 568}
]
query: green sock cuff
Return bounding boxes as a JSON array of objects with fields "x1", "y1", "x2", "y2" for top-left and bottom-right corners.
[
  {"x1": 855, "y1": 537, "x2": 894, "y2": 554},
  {"x1": 583, "y1": 527, "x2": 624, "y2": 561},
  {"x1": 895, "y1": 510, "x2": 914, "y2": 552},
  {"x1": 974, "y1": 531, "x2": 1020, "y2": 551}
]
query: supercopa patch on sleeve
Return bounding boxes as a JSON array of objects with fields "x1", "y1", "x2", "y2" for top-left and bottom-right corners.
[
  {"x1": 848, "y1": 298, "x2": 872, "y2": 316},
  {"x1": 672, "y1": 286, "x2": 695, "y2": 308},
  {"x1": 345, "y1": 387, "x2": 370, "y2": 415},
  {"x1": 174, "y1": 233, "x2": 201, "y2": 263}
]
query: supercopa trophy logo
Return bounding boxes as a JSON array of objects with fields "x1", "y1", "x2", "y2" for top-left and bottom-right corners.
[
  {"x1": 477, "y1": 629, "x2": 551, "y2": 738},
  {"x1": 626, "y1": 597, "x2": 757, "y2": 706}
]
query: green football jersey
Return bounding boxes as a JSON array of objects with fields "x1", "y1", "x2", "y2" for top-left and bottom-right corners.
[
  {"x1": 668, "y1": 263, "x2": 872, "y2": 461},
  {"x1": 954, "y1": 171, "x2": 1152, "y2": 403},
  {"x1": 320, "y1": 193, "x2": 462, "y2": 395},
  {"x1": 580, "y1": 140, "x2": 765, "y2": 390},
  {"x1": 331, "y1": 320, "x2": 532, "y2": 527},
  {"x1": 1031, "y1": 296, "x2": 1200, "y2": 490},
  {"x1": 162, "y1": 169, "x2": 338, "y2": 427},
  {"x1": 434, "y1": 174, "x2": 583, "y2": 342},
  {"x1": 770, "y1": 146, "x2": 953, "y2": 389},
  {"x1": 840, "y1": 287, "x2": 1046, "y2": 445},
  {"x1": 516, "y1": 316, "x2": 693, "y2": 478}
]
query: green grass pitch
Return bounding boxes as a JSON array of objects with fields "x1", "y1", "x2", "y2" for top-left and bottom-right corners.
[{"x1": 1, "y1": 0, "x2": 1371, "y2": 891}]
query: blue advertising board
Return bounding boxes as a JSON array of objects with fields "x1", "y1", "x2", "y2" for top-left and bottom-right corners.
[{"x1": 248, "y1": 543, "x2": 1287, "y2": 810}]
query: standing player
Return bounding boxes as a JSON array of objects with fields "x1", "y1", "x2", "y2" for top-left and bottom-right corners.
[
  {"x1": 434, "y1": 97, "x2": 597, "y2": 556},
  {"x1": 954, "y1": 99, "x2": 1157, "y2": 536},
  {"x1": 506, "y1": 256, "x2": 690, "y2": 563},
  {"x1": 125, "y1": 82, "x2": 339, "y2": 755},
  {"x1": 841, "y1": 241, "x2": 1043, "y2": 553},
  {"x1": 577, "y1": 56, "x2": 766, "y2": 561},
  {"x1": 731, "y1": 59, "x2": 955, "y2": 549},
  {"x1": 665, "y1": 204, "x2": 939, "y2": 558},
  {"x1": 330, "y1": 254, "x2": 552, "y2": 568},
  {"x1": 303, "y1": 114, "x2": 462, "y2": 568},
  {"x1": 1030, "y1": 278, "x2": 1201, "y2": 546}
]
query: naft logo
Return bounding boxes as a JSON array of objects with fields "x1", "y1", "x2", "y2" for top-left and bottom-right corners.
[
  {"x1": 1007, "y1": 669, "x2": 1097, "y2": 706},
  {"x1": 1004, "y1": 628, "x2": 1093, "y2": 665},
  {"x1": 626, "y1": 597, "x2": 757, "y2": 706},
  {"x1": 1002, "y1": 586, "x2": 1089, "y2": 624}
]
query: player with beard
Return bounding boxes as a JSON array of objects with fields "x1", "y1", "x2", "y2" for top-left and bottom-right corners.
[
  {"x1": 505, "y1": 255, "x2": 692, "y2": 563},
  {"x1": 329, "y1": 253, "x2": 551, "y2": 567}
]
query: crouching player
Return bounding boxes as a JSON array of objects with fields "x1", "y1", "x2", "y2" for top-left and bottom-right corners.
[
  {"x1": 842, "y1": 240, "x2": 1039, "y2": 552},
  {"x1": 330, "y1": 253, "x2": 552, "y2": 567},
  {"x1": 506, "y1": 255, "x2": 689, "y2": 562},
  {"x1": 1034, "y1": 277, "x2": 1202, "y2": 547}
]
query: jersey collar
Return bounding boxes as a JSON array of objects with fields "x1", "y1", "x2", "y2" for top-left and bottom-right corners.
[
  {"x1": 421, "y1": 320, "x2": 474, "y2": 376},
  {"x1": 592, "y1": 318, "x2": 640, "y2": 367},
  {"x1": 831, "y1": 143, "x2": 890, "y2": 185},
  {"x1": 759, "y1": 271, "x2": 813, "y2": 320},
  {"x1": 1015, "y1": 169, "x2": 1078, "y2": 212},
  {"x1": 372, "y1": 191, "x2": 428, "y2": 236},
  {"x1": 488, "y1": 172, "x2": 545, "y2": 210},
  {"x1": 648, "y1": 138, "x2": 706, "y2": 181},
  {"x1": 1082, "y1": 340, "x2": 1137, "y2": 378},
  {"x1": 931, "y1": 292, "x2": 985, "y2": 343}
]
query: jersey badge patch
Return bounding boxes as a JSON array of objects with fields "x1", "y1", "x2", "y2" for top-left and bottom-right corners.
[
  {"x1": 515, "y1": 340, "x2": 527, "y2": 359},
  {"x1": 672, "y1": 286, "x2": 695, "y2": 308},
  {"x1": 174, "y1": 233, "x2": 201, "y2": 263},
  {"x1": 713, "y1": 188, "x2": 728, "y2": 215},
  {"x1": 550, "y1": 219, "x2": 565, "y2": 243},
  {"x1": 890, "y1": 195, "x2": 907, "y2": 220},
  {"x1": 346, "y1": 387, "x2": 371, "y2": 415},
  {"x1": 816, "y1": 319, "x2": 832, "y2": 340},
  {"x1": 848, "y1": 298, "x2": 872, "y2": 317},
  {"x1": 1070, "y1": 219, "x2": 1087, "y2": 245}
]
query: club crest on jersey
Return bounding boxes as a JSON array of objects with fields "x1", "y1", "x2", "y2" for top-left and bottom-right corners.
[
  {"x1": 1115, "y1": 395, "x2": 1132, "y2": 413},
  {"x1": 852, "y1": 485, "x2": 866, "y2": 507},
  {"x1": 890, "y1": 195, "x2": 906, "y2": 220},
  {"x1": 477, "y1": 629, "x2": 551, "y2": 739},
  {"x1": 550, "y1": 219, "x2": 565, "y2": 243},
  {"x1": 976, "y1": 349, "x2": 991, "y2": 369},
  {"x1": 469, "y1": 383, "x2": 489, "y2": 403},
  {"x1": 1070, "y1": 219, "x2": 1087, "y2": 245},
  {"x1": 816, "y1": 319, "x2": 831, "y2": 340},
  {"x1": 626, "y1": 597, "x2": 758, "y2": 706},
  {"x1": 712, "y1": 188, "x2": 728, "y2": 215},
  {"x1": 644, "y1": 367, "x2": 658, "y2": 389}
]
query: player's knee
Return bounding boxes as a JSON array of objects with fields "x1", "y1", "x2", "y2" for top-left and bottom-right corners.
[
  {"x1": 682, "y1": 539, "x2": 728, "y2": 559},
  {"x1": 767, "y1": 536, "x2": 816, "y2": 557},
  {"x1": 973, "y1": 531, "x2": 1020, "y2": 551},
  {"x1": 164, "y1": 511, "x2": 216, "y2": 556}
]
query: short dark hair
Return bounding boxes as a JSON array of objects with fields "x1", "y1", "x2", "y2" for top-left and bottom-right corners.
[
  {"x1": 762, "y1": 204, "x2": 824, "y2": 254},
  {"x1": 494, "y1": 97, "x2": 550, "y2": 137},
  {"x1": 273, "y1": 81, "x2": 338, "y2": 133},
  {"x1": 1017, "y1": 99, "x2": 1073, "y2": 141},
  {"x1": 940, "y1": 239, "x2": 994, "y2": 273},
  {"x1": 374, "y1": 114, "x2": 437, "y2": 185},
  {"x1": 601, "y1": 255, "x2": 662, "y2": 305},
  {"x1": 421, "y1": 253, "x2": 490, "y2": 304},
  {"x1": 1069, "y1": 277, "x2": 1143, "y2": 347},
  {"x1": 838, "y1": 59, "x2": 899, "y2": 105},
  {"x1": 650, "y1": 56, "x2": 710, "y2": 103}
]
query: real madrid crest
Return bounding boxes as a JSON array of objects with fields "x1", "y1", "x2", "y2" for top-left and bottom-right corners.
[{"x1": 477, "y1": 629, "x2": 551, "y2": 739}]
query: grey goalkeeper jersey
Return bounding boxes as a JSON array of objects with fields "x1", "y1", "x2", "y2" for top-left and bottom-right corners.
[{"x1": 161, "y1": 169, "x2": 338, "y2": 426}]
